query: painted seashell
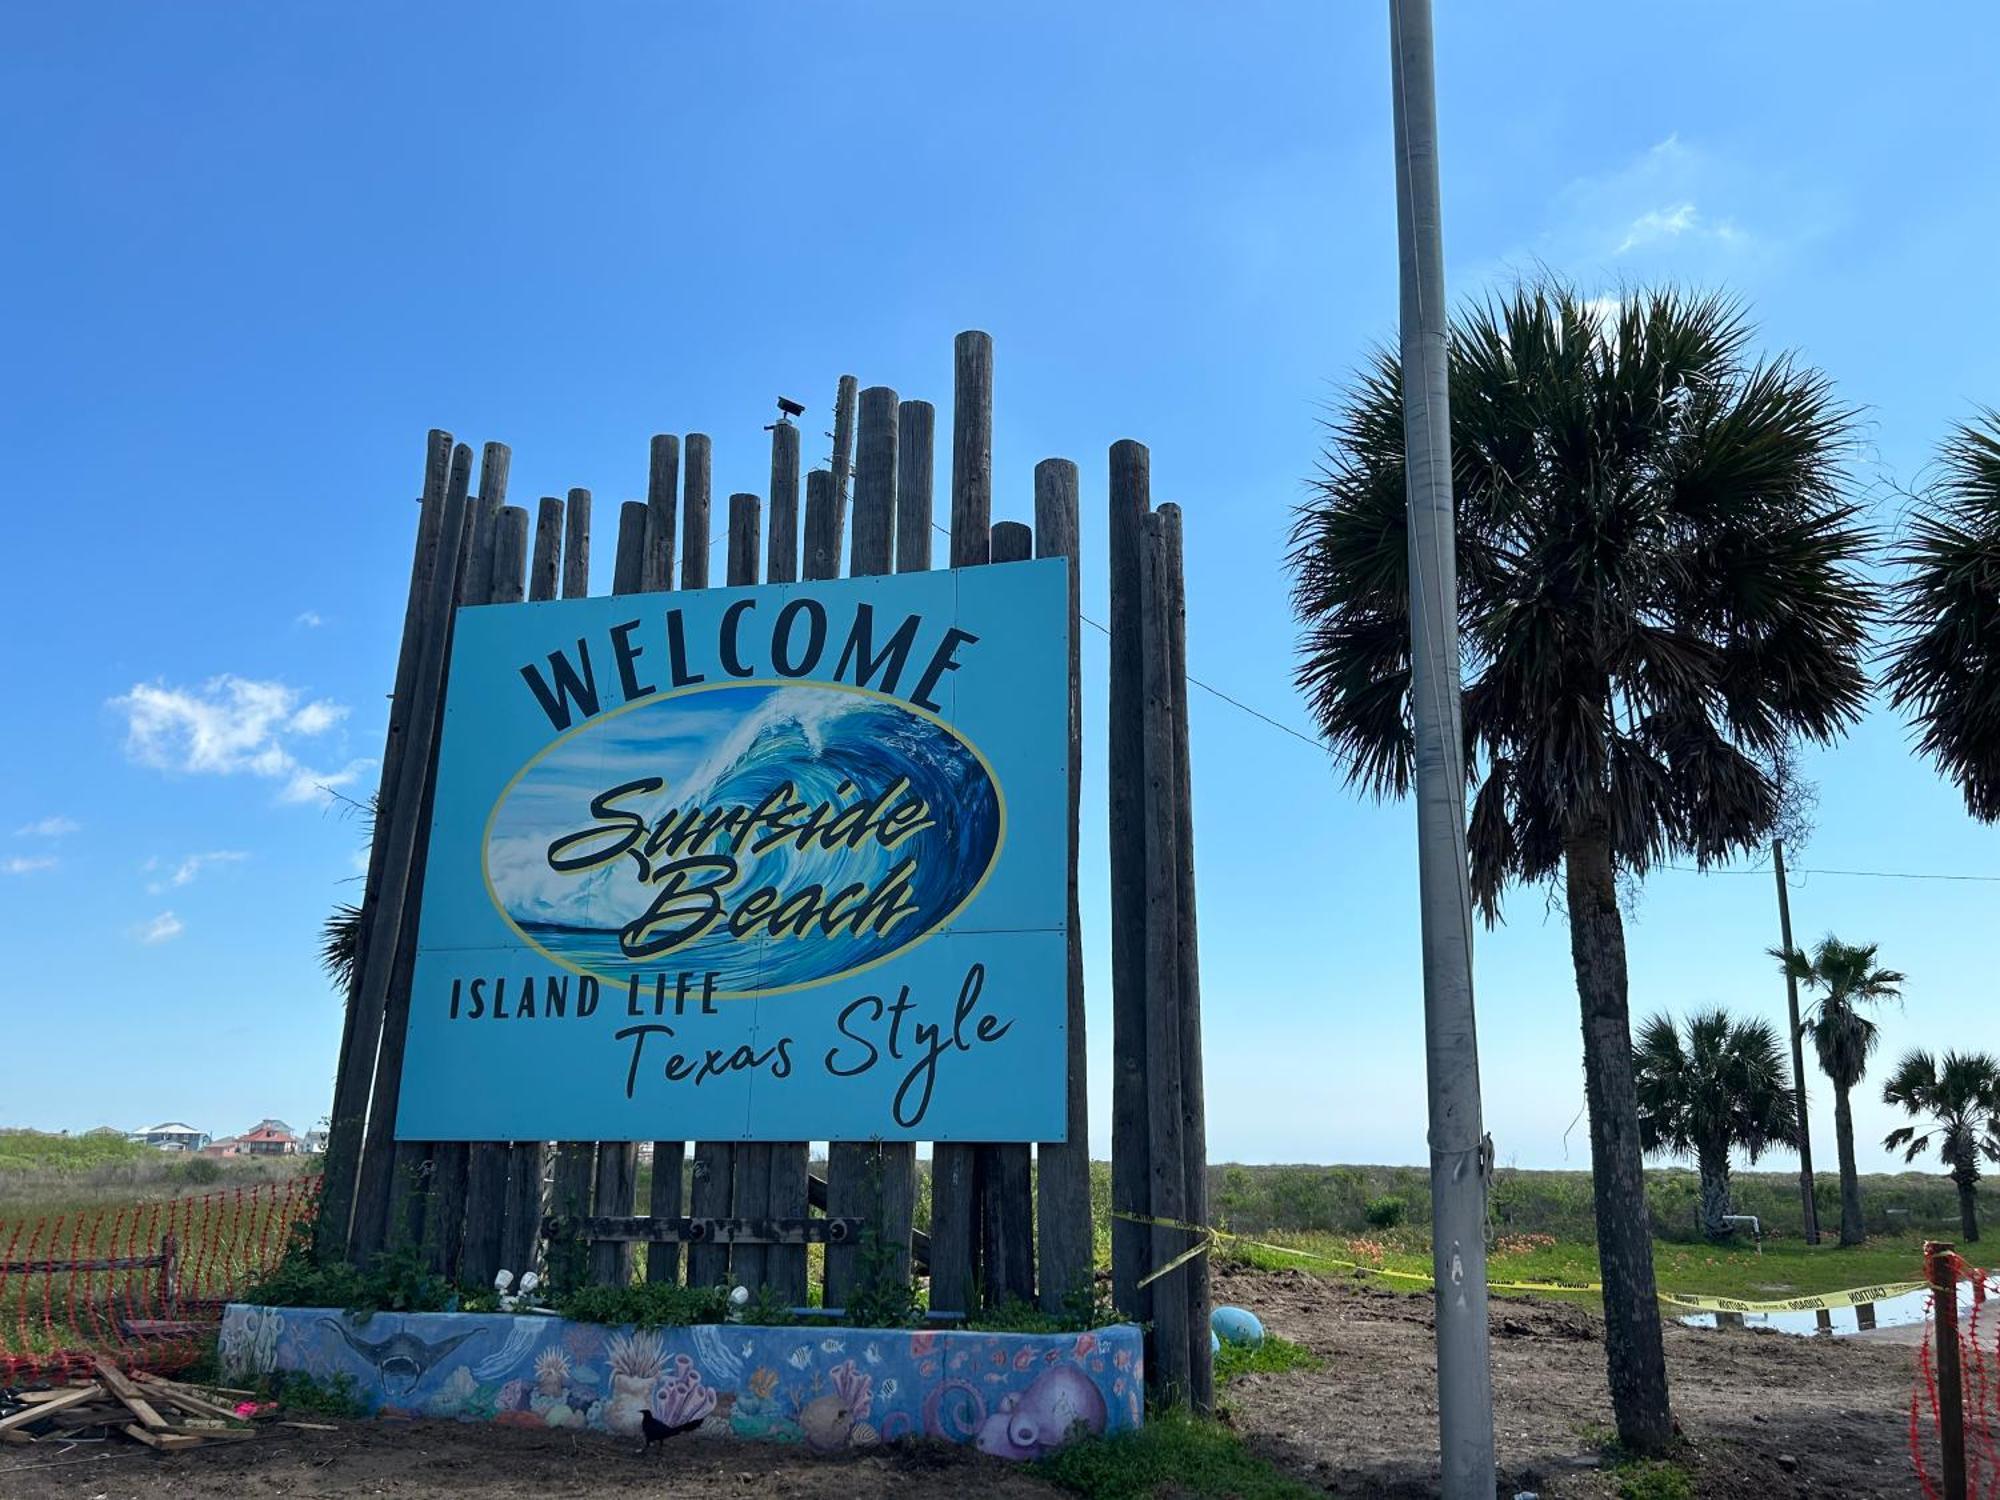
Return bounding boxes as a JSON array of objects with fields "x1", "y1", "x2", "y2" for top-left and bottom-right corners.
[{"x1": 850, "y1": 1422, "x2": 880, "y2": 1447}]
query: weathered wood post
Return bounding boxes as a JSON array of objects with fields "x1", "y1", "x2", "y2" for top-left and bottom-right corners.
[
  {"x1": 1033, "y1": 458, "x2": 1092, "y2": 1312},
  {"x1": 530, "y1": 498, "x2": 563, "y2": 603},
  {"x1": 348, "y1": 443, "x2": 475, "y2": 1260},
  {"x1": 768, "y1": 419, "x2": 800, "y2": 584},
  {"x1": 1139, "y1": 508, "x2": 1191, "y2": 1405},
  {"x1": 982, "y1": 518, "x2": 1038, "y2": 1309},
  {"x1": 831, "y1": 373, "x2": 858, "y2": 518},
  {"x1": 825, "y1": 385, "x2": 916, "y2": 1305},
  {"x1": 549, "y1": 491, "x2": 599, "y2": 1279},
  {"x1": 929, "y1": 331, "x2": 994, "y2": 1315},
  {"x1": 895, "y1": 401, "x2": 935, "y2": 573},
  {"x1": 1931, "y1": 1241, "x2": 1969, "y2": 1499},
  {"x1": 644, "y1": 436, "x2": 680, "y2": 593},
  {"x1": 1107, "y1": 439, "x2": 1152, "y2": 1323},
  {"x1": 682, "y1": 435, "x2": 712, "y2": 591},
  {"x1": 724, "y1": 492, "x2": 771, "y2": 1293},
  {"x1": 320, "y1": 430, "x2": 452, "y2": 1262},
  {"x1": 1160, "y1": 502, "x2": 1212, "y2": 1411}
]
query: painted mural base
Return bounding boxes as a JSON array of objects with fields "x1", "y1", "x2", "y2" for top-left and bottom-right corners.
[{"x1": 220, "y1": 1305, "x2": 1143, "y2": 1460}]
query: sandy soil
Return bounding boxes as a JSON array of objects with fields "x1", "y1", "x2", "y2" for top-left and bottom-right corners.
[
  {"x1": 1216, "y1": 1265, "x2": 1921, "y2": 1498},
  {"x1": 2, "y1": 1271, "x2": 1928, "y2": 1498}
]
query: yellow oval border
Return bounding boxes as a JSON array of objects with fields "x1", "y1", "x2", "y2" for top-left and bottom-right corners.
[{"x1": 478, "y1": 676, "x2": 1009, "y2": 1001}]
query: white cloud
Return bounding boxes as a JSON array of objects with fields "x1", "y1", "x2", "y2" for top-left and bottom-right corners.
[
  {"x1": 1542, "y1": 133, "x2": 1759, "y2": 267},
  {"x1": 295, "y1": 610, "x2": 325, "y2": 628},
  {"x1": 15, "y1": 815, "x2": 79, "y2": 838},
  {"x1": 280, "y1": 757, "x2": 377, "y2": 807},
  {"x1": 111, "y1": 675, "x2": 356, "y2": 806},
  {"x1": 148, "y1": 849, "x2": 249, "y2": 893},
  {"x1": 135, "y1": 911, "x2": 185, "y2": 944},
  {"x1": 4, "y1": 855, "x2": 57, "y2": 876},
  {"x1": 1616, "y1": 201, "x2": 1698, "y2": 253}
]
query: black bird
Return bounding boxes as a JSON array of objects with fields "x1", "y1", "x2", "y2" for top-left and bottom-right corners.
[{"x1": 638, "y1": 1407, "x2": 702, "y2": 1453}]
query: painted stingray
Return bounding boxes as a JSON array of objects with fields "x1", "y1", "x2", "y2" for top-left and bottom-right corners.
[{"x1": 317, "y1": 1317, "x2": 484, "y2": 1395}]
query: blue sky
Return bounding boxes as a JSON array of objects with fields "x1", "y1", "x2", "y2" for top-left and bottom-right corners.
[{"x1": 4, "y1": 4, "x2": 1997, "y2": 1173}]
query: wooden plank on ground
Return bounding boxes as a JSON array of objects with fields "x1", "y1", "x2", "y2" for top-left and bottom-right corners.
[
  {"x1": 0, "y1": 1387, "x2": 97, "y2": 1431},
  {"x1": 94, "y1": 1358, "x2": 168, "y2": 1430}
]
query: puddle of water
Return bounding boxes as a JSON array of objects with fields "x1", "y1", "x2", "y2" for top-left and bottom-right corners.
[{"x1": 1676, "y1": 1285, "x2": 1985, "y2": 1337}]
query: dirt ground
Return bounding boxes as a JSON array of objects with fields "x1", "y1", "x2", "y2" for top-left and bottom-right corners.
[{"x1": 1, "y1": 1270, "x2": 1924, "y2": 1499}]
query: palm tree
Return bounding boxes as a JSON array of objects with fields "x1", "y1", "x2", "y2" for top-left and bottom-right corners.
[
  {"x1": 1634, "y1": 1009, "x2": 1798, "y2": 1238},
  {"x1": 1289, "y1": 280, "x2": 1874, "y2": 1453},
  {"x1": 1882, "y1": 1049, "x2": 2000, "y2": 1243},
  {"x1": 1772, "y1": 936, "x2": 1904, "y2": 1245},
  {"x1": 1884, "y1": 412, "x2": 2000, "y2": 817}
]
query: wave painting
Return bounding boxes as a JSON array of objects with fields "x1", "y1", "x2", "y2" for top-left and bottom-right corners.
[{"x1": 484, "y1": 682, "x2": 1003, "y2": 995}]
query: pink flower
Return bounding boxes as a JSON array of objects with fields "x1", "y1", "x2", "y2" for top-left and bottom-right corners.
[
  {"x1": 1013, "y1": 1349, "x2": 1036, "y2": 1371},
  {"x1": 1073, "y1": 1332, "x2": 1097, "y2": 1357},
  {"x1": 908, "y1": 1332, "x2": 937, "y2": 1357}
]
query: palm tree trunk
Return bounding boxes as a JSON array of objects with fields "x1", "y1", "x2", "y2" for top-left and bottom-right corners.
[
  {"x1": 1957, "y1": 1170, "x2": 1980, "y2": 1244},
  {"x1": 1832, "y1": 1082, "x2": 1865, "y2": 1246},
  {"x1": 1697, "y1": 1144, "x2": 1732, "y2": 1240},
  {"x1": 1563, "y1": 829, "x2": 1672, "y2": 1454}
]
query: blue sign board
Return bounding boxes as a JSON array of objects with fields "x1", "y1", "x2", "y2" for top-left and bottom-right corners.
[{"x1": 396, "y1": 558, "x2": 1069, "y2": 1143}]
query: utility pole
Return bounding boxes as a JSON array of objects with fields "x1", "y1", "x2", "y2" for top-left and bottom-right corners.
[
  {"x1": 1773, "y1": 838, "x2": 1820, "y2": 1245},
  {"x1": 1389, "y1": 2, "x2": 1496, "y2": 1494}
]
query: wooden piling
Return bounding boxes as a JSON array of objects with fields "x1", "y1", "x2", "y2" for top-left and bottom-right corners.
[
  {"x1": 320, "y1": 429, "x2": 452, "y2": 1261},
  {"x1": 930, "y1": 332, "x2": 996, "y2": 1314},
  {"x1": 347, "y1": 443, "x2": 474, "y2": 1260},
  {"x1": 825, "y1": 387, "x2": 915, "y2": 1305},
  {"x1": 562, "y1": 489, "x2": 592, "y2": 599},
  {"x1": 1160, "y1": 502, "x2": 1211, "y2": 1411},
  {"x1": 831, "y1": 373, "x2": 858, "y2": 516},
  {"x1": 462, "y1": 443, "x2": 510, "y2": 611},
  {"x1": 1107, "y1": 439, "x2": 1152, "y2": 1323},
  {"x1": 767, "y1": 420, "x2": 800, "y2": 584},
  {"x1": 645, "y1": 435, "x2": 679, "y2": 592},
  {"x1": 1931, "y1": 1242, "x2": 1968, "y2": 1499},
  {"x1": 1140, "y1": 508, "x2": 1190, "y2": 1406},
  {"x1": 491, "y1": 507, "x2": 529, "y2": 603},
  {"x1": 727, "y1": 494, "x2": 761, "y2": 586},
  {"x1": 682, "y1": 435, "x2": 712, "y2": 590},
  {"x1": 949, "y1": 333, "x2": 992, "y2": 568},
  {"x1": 981, "y1": 513, "x2": 1038, "y2": 1308},
  {"x1": 530, "y1": 498, "x2": 562, "y2": 603},
  {"x1": 1033, "y1": 458, "x2": 1092, "y2": 1312},
  {"x1": 895, "y1": 401, "x2": 935, "y2": 573},
  {"x1": 804, "y1": 470, "x2": 839, "y2": 581},
  {"x1": 613, "y1": 501, "x2": 648, "y2": 594},
  {"x1": 850, "y1": 385, "x2": 898, "y2": 575}
]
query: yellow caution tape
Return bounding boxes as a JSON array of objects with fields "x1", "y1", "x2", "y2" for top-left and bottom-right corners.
[{"x1": 1110, "y1": 1210, "x2": 1932, "y2": 1313}]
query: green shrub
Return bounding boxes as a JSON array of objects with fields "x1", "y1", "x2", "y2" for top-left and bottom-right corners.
[
  {"x1": 1614, "y1": 1458, "x2": 1696, "y2": 1500},
  {"x1": 1035, "y1": 1408, "x2": 1315, "y2": 1499},
  {"x1": 1364, "y1": 1195, "x2": 1407, "y2": 1229}
]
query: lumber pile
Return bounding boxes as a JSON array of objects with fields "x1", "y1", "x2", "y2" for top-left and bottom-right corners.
[{"x1": 0, "y1": 1357, "x2": 266, "y2": 1453}]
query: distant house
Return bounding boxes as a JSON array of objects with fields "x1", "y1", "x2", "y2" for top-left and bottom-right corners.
[
  {"x1": 133, "y1": 1122, "x2": 209, "y2": 1152},
  {"x1": 239, "y1": 1122, "x2": 297, "y2": 1156},
  {"x1": 83, "y1": 1125, "x2": 125, "y2": 1138},
  {"x1": 201, "y1": 1136, "x2": 245, "y2": 1157},
  {"x1": 300, "y1": 1130, "x2": 328, "y2": 1155}
]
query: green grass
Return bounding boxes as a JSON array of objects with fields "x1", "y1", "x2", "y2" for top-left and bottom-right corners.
[
  {"x1": 1214, "y1": 1332, "x2": 1322, "y2": 1386},
  {"x1": 1035, "y1": 1409, "x2": 1315, "y2": 1500},
  {"x1": 1217, "y1": 1225, "x2": 1936, "y2": 1307},
  {"x1": 1612, "y1": 1456, "x2": 1697, "y2": 1500}
]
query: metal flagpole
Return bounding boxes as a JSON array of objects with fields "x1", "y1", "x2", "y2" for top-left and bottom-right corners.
[{"x1": 1388, "y1": 1, "x2": 1497, "y2": 1494}]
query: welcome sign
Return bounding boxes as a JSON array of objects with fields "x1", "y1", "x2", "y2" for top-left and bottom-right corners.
[{"x1": 395, "y1": 559, "x2": 1070, "y2": 1144}]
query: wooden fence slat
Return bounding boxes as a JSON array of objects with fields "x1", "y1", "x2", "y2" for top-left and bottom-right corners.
[
  {"x1": 646, "y1": 1143, "x2": 685, "y2": 1284},
  {"x1": 1107, "y1": 439, "x2": 1152, "y2": 1324},
  {"x1": 461, "y1": 1146, "x2": 509, "y2": 1285},
  {"x1": 682, "y1": 435, "x2": 712, "y2": 590},
  {"x1": 319, "y1": 429, "x2": 451, "y2": 1261},
  {"x1": 1140, "y1": 510, "x2": 1190, "y2": 1405},
  {"x1": 500, "y1": 1142, "x2": 545, "y2": 1281},
  {"x1": 645, "y1": 435, "x2": 680, "y2": 592},
  {"x1": 348, "y1": 443, "x2": 474, "y2": 1260},
  {"x1": 895, "y1": 401, "x2": 935, "y2": 574},
  {"x1": 1033, "y1": 458, "x2": 1091, "y2": 1312},
  {"x1": 1160, "y1": 502, "x2": 1212, "y2": 1410},
  {"x1": 767, "y1": 420, "x2": 800, "y2": 584},
  {"x1": 549, "y1": 1217, "x2": 864, "y2": 1246}
]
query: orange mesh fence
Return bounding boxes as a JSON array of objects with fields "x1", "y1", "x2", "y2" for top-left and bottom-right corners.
[
  {"x1": 0, "y1": 1175, "x2": 318, "y2": 1383},
  {"x1": 1911, "y1": 1254, "x2": 2000, "y2": 1497}
]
